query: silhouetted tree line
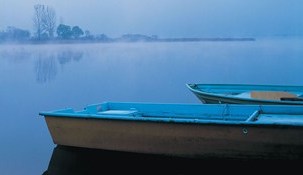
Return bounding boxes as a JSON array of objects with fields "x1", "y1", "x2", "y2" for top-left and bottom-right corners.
[
  {"x1": 0, "y1": 4, "x2": 160, "y2": 43},
  {"x1": 2, "y1": 4, "x2": 248, "y2": 43},
  {"x1": 0, "y1": 26, "x2": 30, "y2": 41},
  {"x1": 0, "y1": 4, "x2": 110, "y2": 43}
]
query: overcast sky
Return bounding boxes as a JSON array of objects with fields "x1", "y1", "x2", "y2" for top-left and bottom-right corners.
[{"x1": 0, "y1": 0, "x2": 302, "y2": 38}]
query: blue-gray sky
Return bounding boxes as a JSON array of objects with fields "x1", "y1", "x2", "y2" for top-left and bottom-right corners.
[{"x1": 0, "y1": 0, "x2": 302, "y2": 37}]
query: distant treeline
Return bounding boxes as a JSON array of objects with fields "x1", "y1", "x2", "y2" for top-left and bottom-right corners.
[
  {"x1": 0, "y1": 24, "x2": 106, "y2": 43},
  {"x1": 0, "y1": 28, "x2": 255, "y2": 44},
  {"x1": 0, "y1": 4, "x2": 255, "y2": 44}
]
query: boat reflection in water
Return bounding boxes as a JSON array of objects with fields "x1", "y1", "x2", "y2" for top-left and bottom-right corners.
[
  {"x1": 43, "y1": 145, "x2": 218, "y2": 175},
  {"x1": 43, "y1": 143, "x2": 303, "y2": 175}
]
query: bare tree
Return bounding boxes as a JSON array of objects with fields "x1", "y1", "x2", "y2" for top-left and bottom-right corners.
[
  {"x1": 33, "y1": 4, "x2": 56, "y2": 40},
  {"x1": 33, "y1": 4, "x2": 44, "y2": 40},
  {"x1": 42, "y1": 6, "x2": 56, "y2": 38}
]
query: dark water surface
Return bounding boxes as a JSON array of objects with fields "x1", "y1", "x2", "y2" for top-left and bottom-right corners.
[{"x1": 1, "y1": 39, "x2": 303, "y2": 174}]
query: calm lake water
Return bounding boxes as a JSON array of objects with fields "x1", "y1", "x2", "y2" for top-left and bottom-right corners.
[{"x1": 1, "y1": 38, "x2": 303, "y2": 174}]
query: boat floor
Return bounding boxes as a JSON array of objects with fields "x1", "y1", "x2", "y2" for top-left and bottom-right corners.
[{"x1": 226, "y1": 91, "x2": 303, "y2": 101}]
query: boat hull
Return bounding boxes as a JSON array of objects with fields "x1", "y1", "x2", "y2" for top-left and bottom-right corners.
[
  {"x1": 187, "y1": 84, "x2": 303, "y2": 105},
  {"x1": 45, "y1": 116, "x2": 303, "y2": 159}
]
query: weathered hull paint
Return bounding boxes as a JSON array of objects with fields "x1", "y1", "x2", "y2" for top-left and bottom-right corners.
[{"x1": 45, "y1": 116, "x2": 303, "y2": 159}]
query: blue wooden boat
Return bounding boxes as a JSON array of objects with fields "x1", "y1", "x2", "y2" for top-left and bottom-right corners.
[
  {"x1": 40, "y1": 102, "x2": 303, "y2": 159},
  {"x1": 186, "y1": 84, "x2": 303, "y2": 105}
]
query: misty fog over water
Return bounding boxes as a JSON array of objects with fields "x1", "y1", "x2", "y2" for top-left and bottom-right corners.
[{"x1": 1, "y1": 38, "x2": 303, "y2": 174}]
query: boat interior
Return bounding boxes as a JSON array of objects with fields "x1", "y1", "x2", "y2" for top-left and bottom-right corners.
[
  {"x1": 59, "y1": 102, "x2": 303, "y2": 125},
  {"x1": 232, "y1": 91, "x2": 303, "y2": 101}
]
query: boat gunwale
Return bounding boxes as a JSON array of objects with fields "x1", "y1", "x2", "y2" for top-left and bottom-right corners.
[{"x1": 40, "y1": 110, "x2": 303, "y2": 128}]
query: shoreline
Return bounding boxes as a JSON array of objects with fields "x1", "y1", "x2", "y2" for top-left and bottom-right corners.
[{"x1": 0, "y1": 37, "x2": 255, "y2": 45}]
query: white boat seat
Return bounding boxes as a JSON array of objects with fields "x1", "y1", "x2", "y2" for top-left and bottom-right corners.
[{"x1": 97, "y1": 110, "x2": 140, "y2": 116}]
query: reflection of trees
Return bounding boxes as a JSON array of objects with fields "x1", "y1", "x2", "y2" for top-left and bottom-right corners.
[
  {"x1": 34, "y1": 49, "x2": 84, "y2": 83},
  {"x1": 57, "y1": 50, "x2": 72, "y2": 65},
  {"x1": 72, "y1": 51, "x2": 84, "y2": 61},
  {"x1": 57, "y1": 50, "x2": 84, "y2": 64},
  {"x1": 35, "y1": 53, "x2": 57, "y2": 83}
]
